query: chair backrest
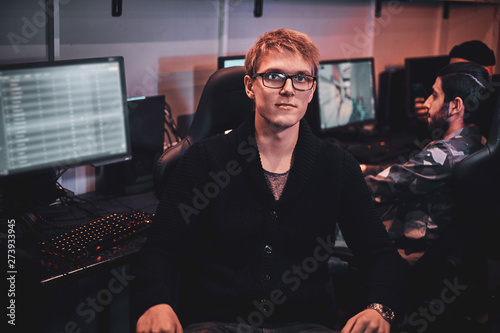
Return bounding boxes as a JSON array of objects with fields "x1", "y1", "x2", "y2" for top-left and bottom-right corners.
[
  {"x1": 448, "y1": 73, "x2": 500, "y2": 259},
  {"x1": 153, "y1": 66, "x2": 254, "y2": 198}
]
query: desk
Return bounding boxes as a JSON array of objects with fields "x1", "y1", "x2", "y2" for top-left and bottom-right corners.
[
  {"x1": 17, "y1": 191, "x2": 159, "y2": 333},
  {"x1": 326, "y1": 129, "x2": 419, "y2": 165}
]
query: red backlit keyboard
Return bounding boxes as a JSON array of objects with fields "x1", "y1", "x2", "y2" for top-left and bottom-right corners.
[{"x1": 40, "y1": 210, "x2": 153, "y2": 263}]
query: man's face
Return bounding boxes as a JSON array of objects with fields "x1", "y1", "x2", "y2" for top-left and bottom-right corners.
[
  {"x1": 424, "y1": 77, "x2": 450, "y2": 136},
  {"x1": 244, "y1": 50, "x2": 316, "y2": 131}
]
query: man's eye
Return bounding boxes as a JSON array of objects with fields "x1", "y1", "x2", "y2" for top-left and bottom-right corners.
[
  {"x1": 266, "y1": 73, "x2": 283, "y2": 80},
  {"x1": 294, "y1": 74, "x2": 306, "y2": 82}
]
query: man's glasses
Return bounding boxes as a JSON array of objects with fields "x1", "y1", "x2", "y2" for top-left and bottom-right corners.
[{"x1": 252, "y1": 72, "x2": 316, "y2": 91}]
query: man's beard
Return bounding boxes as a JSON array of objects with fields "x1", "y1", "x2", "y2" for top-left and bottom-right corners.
[{"x1": 428, "y1": 102, "x2": 450, "y2": 139}]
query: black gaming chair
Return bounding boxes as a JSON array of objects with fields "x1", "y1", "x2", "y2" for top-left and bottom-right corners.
[
  {"x1": 153, "y1": 66, "x2": 254, "y2": 198},
  {"x1": 395, "y1": 75, "x2": 500, "y2": 332}
]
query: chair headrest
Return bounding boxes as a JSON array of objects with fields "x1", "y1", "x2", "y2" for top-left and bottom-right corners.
[{"x1": 188, "y1": 66, "x2": 254, "y2": 143}]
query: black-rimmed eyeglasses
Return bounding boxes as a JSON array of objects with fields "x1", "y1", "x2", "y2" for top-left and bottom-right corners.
[{"x1": 252, "y1": 72, "x2": 316, "y2": 91}]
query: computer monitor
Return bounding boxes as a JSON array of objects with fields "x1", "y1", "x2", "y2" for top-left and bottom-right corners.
[
  {"x1": 0, "y1": 56, "x2": 131, "y2": 177},
  {"x1": 217, "y1": 55, "x2": 245, "y2": 69},
  {"x1": 404, "y1": 55, "x2": 449, "y2": 118},
  {"x1": 312, "y1": 57, "x2": 377, "y2": 136}
]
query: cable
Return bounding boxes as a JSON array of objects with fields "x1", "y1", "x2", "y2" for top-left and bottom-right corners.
[
  {"x1": 163, "y1": 101, "x2": 183, "y2": 145},
  {"x1": 164, "y1": 126, "x2": 174, "y2": 147}
]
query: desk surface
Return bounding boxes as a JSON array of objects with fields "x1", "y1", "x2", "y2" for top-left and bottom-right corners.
[
  {"x1": 330, "y1": 129, "x2": 419, "y2": 165},
  {"x1": 35, "y1": 191, "x2": 159, "y2": 285}
]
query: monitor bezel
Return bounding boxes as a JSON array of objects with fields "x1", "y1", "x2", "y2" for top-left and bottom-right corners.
[
  {"x1": 308, "y1": 57, "x2": 377, "y2": 138},
  {"x1": 0, "y1": 56, "x2": 132, "y2": 177}
]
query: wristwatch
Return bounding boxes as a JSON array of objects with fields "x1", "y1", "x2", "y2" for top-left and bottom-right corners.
[{"x1": 366, "y1": 303, "x2": 395, "y2": 324}]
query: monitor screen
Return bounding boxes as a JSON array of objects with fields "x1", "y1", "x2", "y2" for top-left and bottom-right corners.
[
  {"x1": 0, "y1": 56, "x2": 131, "y2": 177},
  {"x1": 217, "y1": 55, "x2": 245, "y2": 69},
  {"x1": 316, "y1": 58, "x2": 377, "y2": 133},
  {"x1": 404, "y1": 55, "x2": 449, "y2": 117}
]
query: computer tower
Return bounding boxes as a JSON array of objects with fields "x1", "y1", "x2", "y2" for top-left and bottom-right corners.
[
  {"x1": 95, "y1": 95, "x2": 166, "y2": 196},
  {"x1": 377, "y1": 67, "x2": 406, "y2": 131}
]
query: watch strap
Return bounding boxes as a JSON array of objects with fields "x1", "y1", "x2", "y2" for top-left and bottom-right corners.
[{"x1": 366, "y1": 303, "x2": 395, "y2": 324}]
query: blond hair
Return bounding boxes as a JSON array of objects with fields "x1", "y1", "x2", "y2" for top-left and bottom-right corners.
[{"x1": 245, "y1": 28, "x2": 320, "y2": 77}]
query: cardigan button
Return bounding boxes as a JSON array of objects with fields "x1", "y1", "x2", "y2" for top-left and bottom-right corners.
[
  {"x1": 264, "y1": 244, "x2": 273, "y2": 254},
  {"x1": 259, "y1": 299, "x2": 272, "y2": 312},
  {"x1": 270, "y1": 210, "x2": 278, "y2": 220},
  {"x1": 262, "y1": 274, "x2": 271, "y2": 281}
]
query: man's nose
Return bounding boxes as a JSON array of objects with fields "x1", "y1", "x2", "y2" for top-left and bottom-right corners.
[
  {"x1": 280, "y1": 77, "x2": 295, "y2": 94},
  {"x1": 423, "y1": 96, "x2": 432, "y2": 111}
]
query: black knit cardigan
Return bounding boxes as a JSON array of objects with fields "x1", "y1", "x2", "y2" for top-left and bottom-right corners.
[{"x1": 132, "y1": 114, "x2": 406, "y2": 328}]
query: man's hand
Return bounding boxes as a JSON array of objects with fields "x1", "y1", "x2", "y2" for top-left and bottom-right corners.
[
  {"x1": 136, "y1": 304, "x2": 183, "y2": 333},
  {"x1": 341, "y1": 309, "x2": 390, "y2": 333},
  {"x1": 359, "y1": 164, "x2": 367, "y2": 174},
  {"x1": 414, "y1": 97, "x2": 429, "y2": 121}
]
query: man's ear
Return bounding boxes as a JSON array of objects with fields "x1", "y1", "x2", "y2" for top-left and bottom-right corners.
[
  {"x1": 244, "y1": 75, "x2": 255, "y2": 100},
  {"x1": 450, "y1": 97, "x2": 464, "y2": 117}
]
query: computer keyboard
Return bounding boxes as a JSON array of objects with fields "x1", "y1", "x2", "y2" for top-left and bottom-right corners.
[{"x1": 40, "y1": 210, "x2": 153, "y2": 263}]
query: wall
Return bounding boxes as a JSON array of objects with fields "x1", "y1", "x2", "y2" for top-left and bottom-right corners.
[
  {"x1": 3, "y1": 1, "x2": 499, "y2": 112},
  {"x1": 1, "y1": 0, "x2": 499, "y2": 193},
  {"x1": 0, "y1": 1, "x2": 48, "y2": 63}
]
